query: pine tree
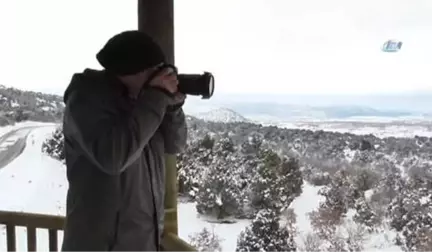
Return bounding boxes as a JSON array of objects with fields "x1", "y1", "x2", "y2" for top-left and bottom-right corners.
[
  {"x1": 353, "y1": 196, "x2": 379, "y2": 231},
  {"x1": 249, "y1": 150, "x2": 281, "y2": 212},
  {"x1": 318, "y1": 170, "x2": 358, "y2": 219},
  {"x1": 277, "y1": 157, "x2": 303, "y2": 208},
  {"x1": 195, "y1": 138, "x2": 245, "y2": 219},
  {"x1": 387, "y1": 177, "x2": 432, "y2": 251},
  {"x1": 199, "y1": 133, "x2": 215, "y2": 150},
  {"x1": 249, "y1": 149, "x2": 303, "y2": 214},
  {"x1": 41, "y1": 126, "x2": 65, "y2": 162},
  {"x1": 177, "y1": 136, "x2": 214, "y2": 199},
  {"x1": 240, "y1": 133, "x2": 263, "y2": 156},
  {"x1": 370, "y1": 169, "x2": 405, "y2": 206},
  {"x1": 236, "y1": 209, "x2": 296, "y2": 252}
]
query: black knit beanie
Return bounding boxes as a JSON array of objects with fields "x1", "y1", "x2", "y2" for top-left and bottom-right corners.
[{"x1": 96, "y1": 30, "x2": 166, "y2": 75}]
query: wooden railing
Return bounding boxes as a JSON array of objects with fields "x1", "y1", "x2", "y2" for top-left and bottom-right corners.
[
  {"x1": 0, "y1": 156, "x2": 195, "y2": 251},
  {"x1": 0, "y1": 211, "x2": 64, "y2": 251},
  {"x1": 0, "y1": 210, "x2": 195, "y2": 251}
]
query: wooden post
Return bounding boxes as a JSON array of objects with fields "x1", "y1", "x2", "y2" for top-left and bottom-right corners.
[
  {"x1": 137, "y1": 0, "x2": 178, "y2": 236},
  {"x1": 138, "y1": 3, "x2": 195, "y2": 249},
  {"x1": 138, "y1": 0, "x2": 175, "y2": 64}
]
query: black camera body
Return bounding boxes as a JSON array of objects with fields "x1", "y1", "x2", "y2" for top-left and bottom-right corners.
[{"x1": 156, "y1": 64, "x2": 215, "y2": 99}]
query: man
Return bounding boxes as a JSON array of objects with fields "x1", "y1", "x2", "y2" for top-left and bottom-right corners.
[{"x1": 61, "y1": 30, "x2": 187, "y2": 251}]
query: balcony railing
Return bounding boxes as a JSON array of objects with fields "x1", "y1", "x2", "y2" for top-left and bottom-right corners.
[
  {"x1": 0, "y1": 211, "x2": 63, "y2": 251},
  {"x1": 0, "y1": 210, "x2": 195, "y2": 251}
]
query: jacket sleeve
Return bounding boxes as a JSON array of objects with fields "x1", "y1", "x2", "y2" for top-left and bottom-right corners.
[
  {"x1": 159, "y1": 106, "x2": 187, "y2": 154},
  {"x1": 64, "y1": 88, "x2": 170, "y2": 175}
]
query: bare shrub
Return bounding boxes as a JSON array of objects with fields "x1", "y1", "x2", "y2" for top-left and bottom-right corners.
[
  {"x1": 189, "y1": 226, "x2": 223, "y2": 252},
  {"x1": 309, "y1": 207, "x2": 342, "y2": 240},
  {"x1": 298, "y1": 232, "x2": 323, "y2": 252}
]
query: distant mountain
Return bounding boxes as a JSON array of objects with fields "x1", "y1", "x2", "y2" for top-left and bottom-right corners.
[
  {"x1": 0, "y1": 85, "x2": 64, "y2": 126},
  {"x1": 193, "y1": 108, "x2": 249, "y2": 123},
  {"x1": 318, "y1": 105, "x2": 412, "y2": 118},
  {"x1": 209, "y1": 93, "x2": 432, "y2": 113},
  {"x1": 213, "y1": 102, "x2": 414, "y2": 121}
]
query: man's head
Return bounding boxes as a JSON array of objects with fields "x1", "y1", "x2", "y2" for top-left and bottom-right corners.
[{"x1": 96, "y1": 30, "x2": 166, "y2": 92}]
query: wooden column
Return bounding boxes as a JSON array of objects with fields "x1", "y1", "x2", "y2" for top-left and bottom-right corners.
[
  {"x1": 137, "y1": 0, "x2": 178, "y2": 236},
  {"x1": 138, "y1": 0, "x2": 175, "y2": 64}
]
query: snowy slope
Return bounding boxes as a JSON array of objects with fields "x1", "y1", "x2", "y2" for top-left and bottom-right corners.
[
  {"x1": 0, "y1": 125, "x2": 67, "y2": 251},
  {"x1": 0, "y1": 125, "x2": 247, "y2": 251},
  {"x1": 0, "y1": 124, "x2": 404, "y2": 251},
  {"x1": 291, "y1": 184, "x2": 402, "y2": 251}
]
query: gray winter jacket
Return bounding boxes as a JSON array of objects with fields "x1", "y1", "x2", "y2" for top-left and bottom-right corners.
[{"x1": 61, "y1": 69, "x2": 187, "y2": 251}]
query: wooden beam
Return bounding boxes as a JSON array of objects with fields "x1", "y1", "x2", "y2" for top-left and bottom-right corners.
[
  {"x1": 163, "y1": 156, "x2": 179, "y2": 235},
  {"x1": 138, "y1": 0, "x2": 175, "y2": 64},
  {"x1": 137, "y1": 0, "x2": 180, "y2": 238},
  {"x1": 137, "y1": 2, "x2": 195, "y2": 250}
]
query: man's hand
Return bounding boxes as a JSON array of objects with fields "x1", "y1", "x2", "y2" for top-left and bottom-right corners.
[
  {"x1": 148, "y1": 67, "x2": 186, "y2": 107},
  {"x1": 167, "y1": 92, "x2": 186, "y2": 110},
  {"x1": 172, "y1": 92, "x2": 186, "y2": 104},
  {"x1": 149, "y1": 67, "x2": 179, "y2": 94}
]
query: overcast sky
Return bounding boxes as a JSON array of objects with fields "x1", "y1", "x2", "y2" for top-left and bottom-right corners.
[{"x1": 1, "y1": 0, "x2": 432, "y2": 95}]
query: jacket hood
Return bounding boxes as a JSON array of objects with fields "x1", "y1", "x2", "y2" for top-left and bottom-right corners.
[{"x1": 63, "y1": 69, "x2": 107, "y2": 104}]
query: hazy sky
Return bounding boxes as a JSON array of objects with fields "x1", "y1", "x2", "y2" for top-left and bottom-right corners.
[{"x1": 1, "y1": 0, "x2": 432, "y2": 95}]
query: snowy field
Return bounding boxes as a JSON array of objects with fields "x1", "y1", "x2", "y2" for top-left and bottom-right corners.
[
  {"x1": 276, "y1": 121, "x2": 432, "y2": 138},
  {"x1": 0, "y1": 122, "x2": 409, "y2": 251}
]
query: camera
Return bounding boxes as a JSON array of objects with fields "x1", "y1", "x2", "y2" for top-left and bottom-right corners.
[{"x1": 156, "y1": 64, "x2": 215, "y2": 99}]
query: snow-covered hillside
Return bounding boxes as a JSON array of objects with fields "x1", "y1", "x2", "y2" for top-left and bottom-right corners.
[
  {"x1": 193, "y1": 108, "x2": 249, "y2": 123},
  {"x1": 0, "y1": 125, "x2": 402, "y2": 251},
  {"x1": 1, "y1": 116, "x2": 431, "y2": 251},
  {"x1": 0, "y1": 85, "x2": 64, "y2": 126}
]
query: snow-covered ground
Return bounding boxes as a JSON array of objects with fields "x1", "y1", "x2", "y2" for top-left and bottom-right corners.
[
  {"x1": 0, "y1": 125, "x2": 250, "y2": 251},
  {"x1": 178, "y1": 203, "x2": 250, "y2": 252},
  {"x1": 272, "y1": 121, "x2": 432, "y2": 138},
  {"x1": 0, "y1": 123, "x2": 404, "y2": 251},
  {"x1": 291, "y1": 183, "x2": 324, "y2": 236}
]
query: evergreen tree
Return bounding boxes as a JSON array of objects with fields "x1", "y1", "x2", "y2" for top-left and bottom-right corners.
[
  {"x1": 318, "y1": 170, "x2": 358, "y2": 220},
  {"x1": 353, "y1": 196, "x2": 379, "y2": 231},
  {"x1": 277, "y1": 157, "x2": 303, "y2": 208},
  {"x1": 249, "y1": 149, "x2": 303, "y2": 214},
  {"x1": 41, "y1": 126, "x2": 65, "y2": 162},
  {"x1": 249, "y1": 150, "x2": 281, "y2": 212},
  {"x1": 387, "y1": 177, "x2": 432, "y2": 251},
  {"x1": 177, "y1": 136, "x2": 214, "y2": 199},
  {"x1": 240, "y1": 133, "x2": 263, "y2": 156},
  {"x1": 195, "y1": 138, "x2": 245, "y2": 219},
  {"x1": 236, "y1": 209, "x2": 296, "y2": 252}
]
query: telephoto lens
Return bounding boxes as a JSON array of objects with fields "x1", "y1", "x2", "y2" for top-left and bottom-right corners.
[
  {"x1": 155, "y1": 64, "x2": 215, "y2": 99},
  {"x1": 178, "y1": 73, "x2": 214, "y2": 99}
]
